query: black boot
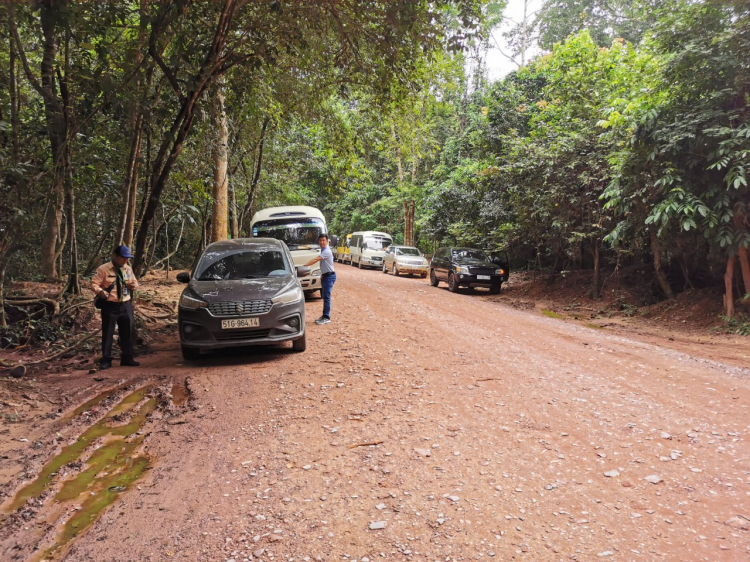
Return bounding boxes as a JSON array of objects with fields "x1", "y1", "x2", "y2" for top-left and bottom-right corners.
[
  {"x1": 99, "y1": 360, "x2": 112, "y2": 370},
  {"x1": 120, "y1": 356, "x2": 140, "y2": 367}
]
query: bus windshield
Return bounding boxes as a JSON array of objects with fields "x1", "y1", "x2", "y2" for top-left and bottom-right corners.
[{"x1": 252, "y1": 218, "x2": 326, "y2": 250}]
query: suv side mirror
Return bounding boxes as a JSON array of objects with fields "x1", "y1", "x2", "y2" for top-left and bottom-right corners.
[
  {"x1": 295, "y1": 266, "x2": 311, "y2": 278},
  {"x1": 176, "y1": 272, "x2": 190, "y2": 283}
]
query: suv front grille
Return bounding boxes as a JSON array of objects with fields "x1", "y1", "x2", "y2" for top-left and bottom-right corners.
[
  {"x1": 208, "y1": 300, "x2": 273, "y2": 317},
  {"x1": 469, "y1": 267, "x2": 495, "y2": 276}
]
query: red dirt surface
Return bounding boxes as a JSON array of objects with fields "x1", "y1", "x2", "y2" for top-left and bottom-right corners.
[{"x1": 2, "y1": 266, "x2": 749, "y2": 561}]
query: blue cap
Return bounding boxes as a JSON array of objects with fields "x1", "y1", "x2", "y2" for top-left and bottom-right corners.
[{"x1": 115, "y1": 245, "x2": 133, "y2": 258}]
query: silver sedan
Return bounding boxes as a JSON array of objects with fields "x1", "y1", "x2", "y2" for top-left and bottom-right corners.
[{"x1": 382, "y1": 245, "x2": 429, "y2": 277}]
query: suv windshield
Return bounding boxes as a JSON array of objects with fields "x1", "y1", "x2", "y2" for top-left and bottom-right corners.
[
  {"x1": 363, "y1": 237, "x2": 391, "y2": 251},
  {"x1": 396, "y1": 247, "x2": 421, "y2": 256},
  {"x1": 252, "y1": 218, "x2": 325, "y2": 250},
  {"x1": 452, "y1": 249, "x2": 488, "y2": 262},
  {"x1": 195, "y1": 249, "x2": 290, "y2": 280}
]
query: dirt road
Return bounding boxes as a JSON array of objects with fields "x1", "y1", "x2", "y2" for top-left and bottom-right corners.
[{"x1": 3, "y1": 266, "x2": 750, "y2": 561}]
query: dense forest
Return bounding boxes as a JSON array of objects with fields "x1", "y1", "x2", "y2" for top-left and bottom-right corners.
[{"x1": 1, "y1": 0, "x2": 748, "y2": 329}]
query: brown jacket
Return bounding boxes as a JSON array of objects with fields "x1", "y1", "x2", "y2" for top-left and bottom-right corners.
[{"x1": 91, "y1": 261, "x2": 138, "y2": 303}]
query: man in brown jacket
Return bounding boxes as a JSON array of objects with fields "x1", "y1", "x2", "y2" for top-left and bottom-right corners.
[{"x1": 91, "y1": 245, "x2": 140, "y2": 370}]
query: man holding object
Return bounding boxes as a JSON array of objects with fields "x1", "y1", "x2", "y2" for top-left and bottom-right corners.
[
  {"x1": 91, "y1": 245, "x2": 140, "y2": 370},
  {"x1": 305, "y1": 233, "x2": 336, "y2": 324}
]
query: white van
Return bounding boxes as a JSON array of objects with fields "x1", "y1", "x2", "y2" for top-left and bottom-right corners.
[
  {"x1": 250, "y1": 206, "x2": 327, "y2": 294},
  {"x1": 349, "y1": 231, "x2": 393, "y2": 269}
]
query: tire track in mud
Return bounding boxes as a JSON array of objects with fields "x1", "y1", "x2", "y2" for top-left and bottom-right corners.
[{"x1": 0, "y1": 380, "x2": 191, "y2": 561}]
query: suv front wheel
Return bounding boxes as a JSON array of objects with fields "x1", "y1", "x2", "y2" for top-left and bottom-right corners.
[
  {"x1": 292, "y1": 332, "x2": 306, "y2": 352},
  {"x1": 448, "y1": 272, "x2": 460, "y2": 293},
  {"x1": 429, "y1": 269, "x2": 439, "y2": 287}
]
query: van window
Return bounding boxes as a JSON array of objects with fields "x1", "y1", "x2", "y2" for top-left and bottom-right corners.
[{"x1": 363, "y1": 237, "x2": 391, "y2": 251}]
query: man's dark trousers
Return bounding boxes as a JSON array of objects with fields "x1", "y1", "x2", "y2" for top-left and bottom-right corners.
[
  {"x1": 321, "y1": 272, "x2": 336, "y2": 318},
  {"x1": 101, "y1": 300, "x2": 134, "y2": 361}
]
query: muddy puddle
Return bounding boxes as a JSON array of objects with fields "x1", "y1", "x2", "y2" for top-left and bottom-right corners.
[
  {"x1": 3, "y1": 385, "x2": 158, "y2": 561},
  {"x1": 60, "y1": 384, "x2": 129, "y2": 422},
  {"x1": 171, "y1": 379, "x2": 189, "y2": 407}
]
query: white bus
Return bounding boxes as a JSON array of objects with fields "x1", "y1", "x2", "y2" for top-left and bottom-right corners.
[
  {"x1": 249, "y1": 206, "x2": 327, "y2": 294},
  {"x1": 349, "y1": 231, "x2": 393, "y2": 269}
]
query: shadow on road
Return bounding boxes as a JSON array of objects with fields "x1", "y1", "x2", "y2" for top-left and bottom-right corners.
[{"x1": 181, "y1": 344, "x2": 293, "y2": 368}]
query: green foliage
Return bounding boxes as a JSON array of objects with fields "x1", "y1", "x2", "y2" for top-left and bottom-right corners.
[
  {"x1": 536, "y1": 0, "x2": 661, "y2": 49},
  {"x1": 714, "y1": 314, "x2": 750, "y2": 336}
]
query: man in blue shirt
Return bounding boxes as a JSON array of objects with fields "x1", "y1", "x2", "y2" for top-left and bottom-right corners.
[{"x1": 306, "y1": 233, "x2": 336, "y2": 324}]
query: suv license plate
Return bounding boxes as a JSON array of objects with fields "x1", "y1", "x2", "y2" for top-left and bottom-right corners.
[
  {"x1": 477, "y1": 275, "x2": 491, "y2": 280},
  {"x1": 221, "y1": 318, "x2": 260, "y2": 329}
]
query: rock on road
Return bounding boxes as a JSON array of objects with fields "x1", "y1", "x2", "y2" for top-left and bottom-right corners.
[{"x1": 66, "y1": 265, "x2": 750, "y2": 561}]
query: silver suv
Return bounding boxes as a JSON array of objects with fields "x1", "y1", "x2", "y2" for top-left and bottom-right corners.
[{"x1": 382, "y1": 245, "x2": 429, "y2": 277}]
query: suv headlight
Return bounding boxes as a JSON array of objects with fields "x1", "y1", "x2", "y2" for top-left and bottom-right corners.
[
  {"x1": 180, "y1": 293, "x2": 207, "y2": 309},
  {"x1": 311, "y1": 269, "x2": 321, "y2": 277},
  {"x1": 495, "y1": 269, "x2": 505, "y2": 275},
  {"x1": 456, "y1": 266, "x2": 470, "y2": 273},
  {"x1": 272, "y1": 287, "x2": 303, "y2": 306}
]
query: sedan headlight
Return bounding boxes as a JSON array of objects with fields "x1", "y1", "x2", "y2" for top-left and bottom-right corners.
[
  {"x1": 495, "y1": 269, "x2": 505, "y2": 275},
  {"x1": 179, "y1": 293, "x2": 207, "y2": 309},
  {"x1": 272, "y1": 287, "x2": 303, "y2": 306}
]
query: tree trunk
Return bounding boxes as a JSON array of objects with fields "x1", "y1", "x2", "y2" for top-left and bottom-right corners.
[
  {"x1": 591, "y1": 237, "x2": 600, "y2": 300},
  {"x1": 403, "y1": 200, "x2": 415, "y2": 246},
  {"x1": 238, "y1": 117, "x2": 271, "y2": 233},
  {"x1": 119, "y1": 114, "x2": 144, "y2": 246},
  {"x1": 133, "y1": 91, "x2": 205, "y2": 276},
  {"x1": 210, "y1": 84, "x2": 229, "y2": 243},
  {"x1": 724, "y1": 255, "x2": 736, "y2": 318},
  {"x1": 9, "y1": 32, "x2": 20, "y2": 164},
  {"x1": 9, "y1": 2, "x2": 68, "y2": 277},
  {"x1": 62, "y1": 148, "x2": 80, "y2": 294},
  {"x1": 650, "y1": 229, "x2": 674, "y2": 299},
  {"x1": 39, "y1": 4, "x2": 67, "y2": 278},
  {"x1": 59, "y1": 34, "x2": 80, "y2": 295},
  {"x1": 229, "y1": 181, "x2": 239, "y2": 239},
  {"x1": 117, "y1": 2, "x2": 148, "y2": 247},
  {"x1": 738, "y1": 245, "x2": 750, "y2": 301}
]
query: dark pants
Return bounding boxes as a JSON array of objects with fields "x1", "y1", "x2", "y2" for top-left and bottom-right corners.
[
  {"x1": 101, "y1": 300, "x2": 134, "y2": 361},
  {"x1": 321, "y1": 272, "x2": 336, "y2": 318}
]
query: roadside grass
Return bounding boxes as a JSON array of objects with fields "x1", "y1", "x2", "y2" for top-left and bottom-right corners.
[{"x1": 712, "y1": 314, "x2": 750, "y2": 336}]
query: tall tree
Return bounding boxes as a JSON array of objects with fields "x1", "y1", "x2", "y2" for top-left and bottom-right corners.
[
  {"x1": 10, "y1": 1, "x2": 68, "y2": 278},
  {"x1": 210, "y1": 82, "x2": 229, "y2": 243}
]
